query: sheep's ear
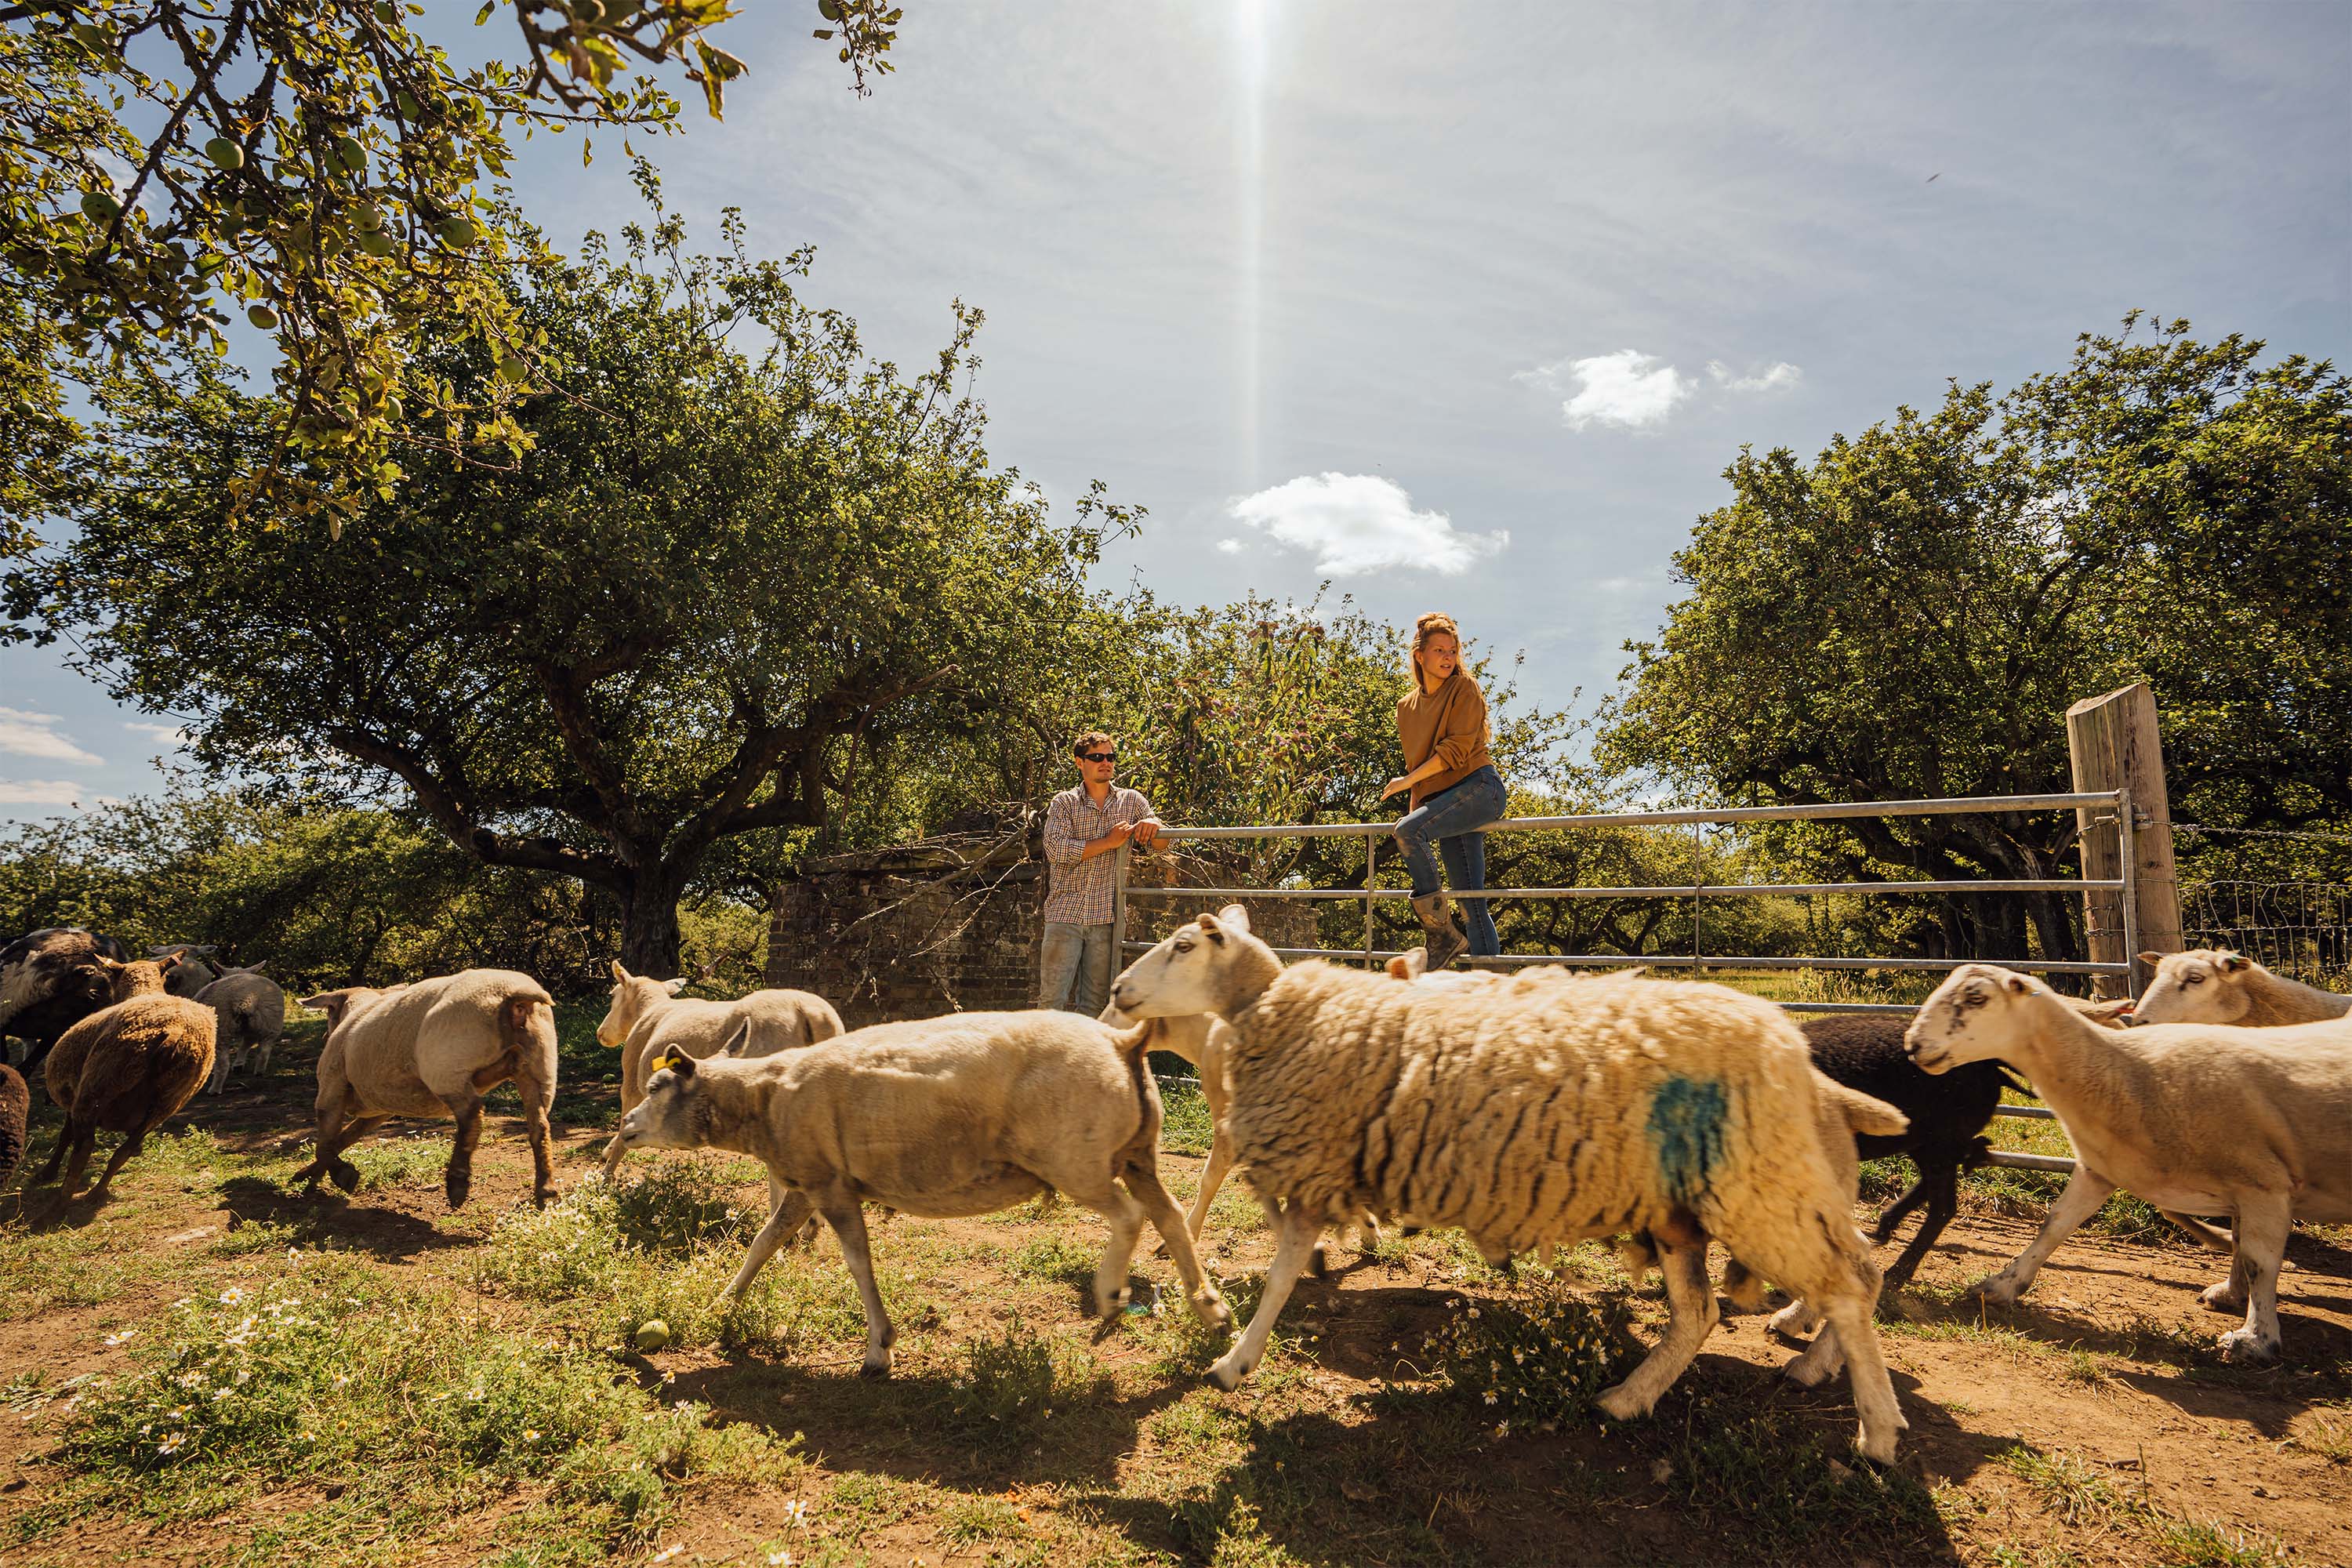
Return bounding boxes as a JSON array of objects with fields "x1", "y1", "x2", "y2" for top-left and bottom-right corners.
[
  {"x1": 1196, "y1": 913, "x2": 1225, "y2": 945},
  {"x1": 2137, "y1": 950, "x2": 2165, "y2": 968},
  {"x1": 158, "y1": 953, "x2": 183, "y2": 974},
  {"x1": 610, "y1": 959, "x2": 630, "y2": 982},
  {"x1": 1218, "y1": 903, "x2": 1252, "y2": 936},
  {"x1": 664, "y1": 977, "x2": 691, "y2": 996},
  {"x1": 664, "y1": 1051, "x2": 697, "y2": 1079},
  {"x1": 1385, "y1": 954, "x2": 1414, "y2": 980},
  {"x1": 1387, "y1": 950, "x2": 1427, "y2": 980},
  {"x1": 2220, "y1": 952, "x2": 2252, "y2": 973},
  {"x1": 2002, "y1": 971, "x2": 2031, "y2": 994}
]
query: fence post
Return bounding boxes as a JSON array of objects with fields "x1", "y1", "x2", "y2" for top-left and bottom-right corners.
[
  {"x1": 2066, "y1": 682, "x2": 2183, "y2": 995},
  {"x1": 1111, "y1": 843, "x2": 1130, "y2": 969}
]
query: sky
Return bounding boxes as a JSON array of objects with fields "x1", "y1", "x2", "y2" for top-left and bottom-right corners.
[{"x1": 4, "y1": 0, "x2": 2347, "y2": 818}]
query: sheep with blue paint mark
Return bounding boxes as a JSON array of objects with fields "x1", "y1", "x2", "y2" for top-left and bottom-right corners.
[{"x1": 1109, "y1": 905, "x2": 1909, "y2": 1464}]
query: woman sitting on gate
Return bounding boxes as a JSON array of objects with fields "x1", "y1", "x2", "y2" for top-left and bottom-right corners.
[{"x1": 1382, "y1": 612, "x2": 1507, "y2": 970}]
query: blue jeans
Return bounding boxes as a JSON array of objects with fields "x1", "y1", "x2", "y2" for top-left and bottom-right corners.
[
  {"x1": 1038, "y1": 921, "x2": 1116, "y2": 1014},
  {"x1": 1393, "y1": 764, "x2": 1505, "y2": 957}
]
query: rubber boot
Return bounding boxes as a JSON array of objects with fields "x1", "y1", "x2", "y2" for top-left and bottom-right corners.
[{"x1": 1412, "y1": 891, "x2": 1468, "y2": 971}]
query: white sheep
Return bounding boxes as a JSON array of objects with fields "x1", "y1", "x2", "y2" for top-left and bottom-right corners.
[
  {"x1": 197, "y1": 964, "x2": 287, "y2": 1095},
  {"x1": 1906, "y1": 964, "x2": 2352, "y2": 1363},
  {"x1": 2132, "y1": 949, "x2": 2351, "y2": 1027},
  {"x1": 1109, "y1": 906, "x2": 1908, "y2": 1464},
  {"x1": 600, "y1": 960, "x2": 842, "y2": 1105},
  {"x1": 606, "y1": 1008, "x2": 1231, "y2": 1374},
  {"x1": 294, "y1": 969, "x2": 557, "y2": 1210}
]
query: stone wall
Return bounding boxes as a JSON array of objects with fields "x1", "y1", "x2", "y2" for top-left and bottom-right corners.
[{"x1": 764, "y1": 846, "x2": 1319, "y2": 1029}]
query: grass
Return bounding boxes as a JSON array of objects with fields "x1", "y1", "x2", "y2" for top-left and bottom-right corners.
[{"x1": 1996, "y1": 1444, "x2": 2294, "y2": 1567}]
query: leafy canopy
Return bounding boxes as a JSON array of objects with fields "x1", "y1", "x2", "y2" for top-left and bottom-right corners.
[
  {"x1": 0, "y1": 0, "x2": 898, "y2": 542},
  {"x1": 6, "y1": 179, "x2": 1124, "y2": 971}
]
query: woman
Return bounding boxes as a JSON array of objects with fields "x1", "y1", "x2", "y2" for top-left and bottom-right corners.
[{"x1": 1381, "y1": 612, "x2": 1507, "y2": 970}]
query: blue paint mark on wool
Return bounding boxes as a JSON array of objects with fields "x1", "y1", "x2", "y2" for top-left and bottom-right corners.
[{"x1": 1648, "y1": 1076, "x2": 1729, "y2": 1203}]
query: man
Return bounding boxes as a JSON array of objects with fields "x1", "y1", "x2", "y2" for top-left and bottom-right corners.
[{"x1": 1038, "y1": 730, "x2": 1163, "y2": 1014}]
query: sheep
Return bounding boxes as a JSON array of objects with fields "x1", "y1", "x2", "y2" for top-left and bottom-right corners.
[
  {"x1": 0, "y1": 1064, "x2": 27, "y2": 1190},
  {"x1": 1101, "y1": 1001, "x2": 1385, "y2": 1273},
  {"x1": 1906, "y1": 964, "x2": 2352, "y2": 1363},
  {"x1": 293, "y1": 969, "x2": 557, "y2": 1210},
  {"x1": 2132, "y1": 949, "x2": 2352, "y2": 1027},
  {"x1": 600, "y1": 959, "x2": 844, "y2": 1114},
  {"x1": 34, "y1": 957, "x2": 216, "y2": 1200},
  {"x1": 0, "y1": 927, "x2": 131, "y2": 1076},
  {"x1": 1109, "y1": 906, "x2": 1909, "y2": 1465},
  {"x1": 147, "y1": 944, "x2": 223, "y2": 998},
  {"x1": 197, "y1": 964, "x2": 289, "y2": 1095},
  {"x1": 606, "y1": 1008, "x2": 1232, "y2": 1375}
]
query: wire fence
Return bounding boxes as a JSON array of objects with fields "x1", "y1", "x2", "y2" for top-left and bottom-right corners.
[{"x1": 2179, "y1": 880, "x2": 2352, "y2": 985}]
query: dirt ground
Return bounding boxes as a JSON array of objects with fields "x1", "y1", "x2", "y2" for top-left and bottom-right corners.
[{"x1": 1, "y1": 1055, "x2": 2347, "y2": 1568}]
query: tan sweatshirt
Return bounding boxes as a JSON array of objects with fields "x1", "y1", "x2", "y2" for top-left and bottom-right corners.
[{"x1": 1395, "y1": 670, "x2": 1494, "y2": 810}]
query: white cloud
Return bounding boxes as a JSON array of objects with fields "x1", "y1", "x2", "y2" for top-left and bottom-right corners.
[
  {"x1": 1227, "y1": 473, "x2": 1508, "y2": 575},
  {"x1": 1515, "y1": 350, "x2": 1693, "y2": 431},
  {"x1": 1215, "y1": 537, "x2": 1244, "y2": 555},
  {"x1": 123, "y1": 720, "x2": 191, "y2": 748},
  {"x1": 0, "y1": 706, "x2": 103, "y2": 766},
  {"x1": 0, "y1": 779, "x2": 87, "y2": 806},
  {"x1": 1707, "y1": 360, "x2": 1803, "y2": 394}
]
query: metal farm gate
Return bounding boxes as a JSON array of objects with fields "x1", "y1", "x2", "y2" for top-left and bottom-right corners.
[{"x1": 1111, "y1": 787, "x2": 2156, "y2": 1176}]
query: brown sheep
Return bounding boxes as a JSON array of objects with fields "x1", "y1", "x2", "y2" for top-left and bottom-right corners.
[
  {"x1": 0, "y1": 1064, "x2": 27, "y2": 1190},
  {"x1": 35, "y1": 957, "x2": 216, "y2": 1200}
]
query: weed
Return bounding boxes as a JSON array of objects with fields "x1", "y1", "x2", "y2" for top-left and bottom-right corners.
[
  {"x1": 1428, "y1": 1278, "x2": 1642, "y2": 1427},
  {"x1": 1661, "y1": 1396, "x2": 1942, "y2": 1548},
  {"x1": 1159, "y1": 1082, "x2": 1217, "y2": 1158},
  {"x1": 346, "y1": 1135, "x2": 448, "y2": 1191},
  {"x1": 1996, "y1": 1444, "x2": 2131, "y2": 1527},
  {"x1": 2158, "y1": 1517, "x2": 2292, "y2": 1567},
  {"x1": 1010, "y1": 1231, "x2": 1098, "y2": 1289},
  {"x1": 942, "y1": 1491, "x2": 1028, "y2": 1545},
  {"x1": 2288, "y1": 1402, "x2": 2351, "y2": 1465},
  {"x1": 2060, "y1": 1348, "x2": 2114, "y2": 1389},
  {"x1": 945, "y1": 1321, "x2": 1107, "y2": 1436}
]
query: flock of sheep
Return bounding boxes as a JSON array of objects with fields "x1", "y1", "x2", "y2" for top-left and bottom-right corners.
[{"x1": 2, "y1": 916, "x2": 2349, "y2": 1468}]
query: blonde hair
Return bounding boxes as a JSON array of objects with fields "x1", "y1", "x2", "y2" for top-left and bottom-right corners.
[{"x1": 1407, "y1": 612, "x2": 1461, "y2": 691}]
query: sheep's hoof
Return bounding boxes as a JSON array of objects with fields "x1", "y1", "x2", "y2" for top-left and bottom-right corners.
[
  {"x1": 2217, "y1": 1328, "x2": 2278, "y2": 1365},
  {"x1": 1193, "y1": 1291, "x2": 1232, "y2": 1330},
  {"x1": 532, "y1": 1185, "x2": 556, "y2": 1210},
  {"x1": 859, "y1": 1357, "x2": 892, "y2": 1378},
  {"x1": 1963, "y1": 1274, "x2": 2020, "y2": 1306},
  {"x1": 1780, "y1": 1351, "x2": 1834, "y2": 1389},
  {"x1": 328, "y1": 1160, "x2": 360, "y2": 1194},
  {"x1": 445, "y1": 1170, "x2": 471, "y2": 1210},
  {"x1": 1854, "y1": 1425, "x2": 1900, "y2": 1466},
  {"x1": 1097, "y1": 1284, "x2": 1133, "y2": 1319},
  {"x1": 1308, "y1": 1244, "x2": 1330, "y2": 1281},
  {"x1": 1594, "y1": 1382, "x2": 1649, "y2": 1422},
  {"x1": 1207, "y1": 1353, "x2": 1250, "y2": 1391},
  {"x1": 2199, "y1": 1280, "x2": 2249, "y2": 1315},
  {"x1": 1766, "y1": 1302, "x2": 1819, "y2": 1341}
]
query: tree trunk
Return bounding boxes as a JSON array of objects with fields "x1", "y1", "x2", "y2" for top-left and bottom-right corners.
[{"x1": 618, "y1": 866, "x2": 687, "y2": 978}]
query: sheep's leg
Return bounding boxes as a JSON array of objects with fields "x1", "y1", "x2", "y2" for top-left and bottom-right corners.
[
  {"x1": 1719, "y1": 1254, "x2": 1768, "y2": 1312},
  {"x1": 1821, "y1": 1292, "x2": 1905, "y2": 1465},
  {"x1": 34, "y1": 1116, "x2": 78, "y2": 1185},
  {"x1": 768, "y1": 1176, "x2": 822, "y2": 1247},
  {"x1": 718, "y1": 1186, "x2": 817, "y2": 1303},
  {"x1": 516, "y1": 1065, "x2": 557, "y2": 1209},
  {"x1": 2164, "y1": 1210, "x2": 2237, "y2": 1256},
  {"x1": 1597, "y1": 1237, "x2": 1717, "y2": 1421},
  {"x1": 55, "y1": 1121, "x2": 100, "y2": 1196},
  {"x1": 1869, "y1": 1174, "x2": 1933, "y2": 1243},
  {"x1": 316, "y1": 1113, "x2": 390, "y2": 1192},
  {"x1": 1080, "y1": 1182, "x2": 1149, "y2": 1318},
  {"x1": 1782, "y1": 1318, "x2": 1844, "y2": 1383},
  {"x1": 442, "y1": 1093, "x2": 485, "y2": 1210},
  {"x1": 1878, "y1": 1160, "x2": 1961, "y2": 1294},
  {"x1": 1184, "y1": 1127, "x2": 1237, "y2": 1241},
  {"x1": 1969, "y1": 1167, "x2": 2115, "y2": 1305},
  {"x1": 87, "y1": 1117, "x2": 165, "y2": 1196},
  {"x1": 1121, "y1": 1163, "x2": 1231, "y2": 1329},
  {"x1": 815, "y1": 1195, "x2": 896, "y2": 1376},
  {"x1": 1208, "y1": 1200, "x2": 1323, "y2": 1391},
  {"x1": 206, "y1": 1047, "x2": 230, "y2": 1097},
  {"x1": 2215, "y1": 1198, "x2": 2290, "y2": 1365}
]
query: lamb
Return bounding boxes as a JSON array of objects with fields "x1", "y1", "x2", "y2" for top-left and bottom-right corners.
[
  {"x1": 1109, "y1": 906, "x2": 1910, "y2": 1464},
  {"x1": 147, "y1": 944, "x2": 222, "y2": 998},
  {"x1": 1906, "y1": 964, "x2": 2352, "y2": 1363},
  {"x1": 2132, "y1": 949, "x2": 2352, "y2": 1027},
  {"x1": 293, "y1": 969, "x2": 557, "y2": 1210},
  {"x1": 0, "y1": 1064, "x2": 27, "y2": 1190},
  {"x1": 35, "y1": 957, "x2": 216, "y2": 1200},
  {"x1": 197, "y1": 964, "x2": 289, "y2": 1095},
  {"x1": 606, "y1": 1008, "x2": 1231, "y2": 1375},
  {"x1": 0, "y1": 927, "x2": 132, "y2": 1076},
  {"x1": 600, "y1": 959, "x2": 844, "y2": 1112}
]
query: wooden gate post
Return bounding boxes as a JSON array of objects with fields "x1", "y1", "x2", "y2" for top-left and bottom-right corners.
[{"x1": 2066, "y1": 682, "x2": 2184, "y2": 996}]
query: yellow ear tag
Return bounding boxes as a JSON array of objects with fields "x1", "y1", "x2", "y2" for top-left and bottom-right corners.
[{"x1": 649, "y1": 1050, "x2": 682, "y2": 1076}]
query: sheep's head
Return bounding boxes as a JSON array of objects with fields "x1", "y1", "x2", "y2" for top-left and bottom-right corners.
[
  {"x1": 2131, "y1": 949, "x2": 2256, "y2": 1025},
  {"x1": 1906, "y1": 964, "x2": 2040, "y2": 1073},
  {"x1": 98, "y1": 956, "x2": 172, "y2": 1002},
  {"x1": 299, "y1": 985, "x2": 400, "y2": 1034},
  {"x1": 612, "y1": 1049, "x2": 724, "y2": 1154},
  {"x1": 598, "y1": 960, "x2": 688, "y2": 1048},
  {"x1": 1108, "y1": 903, "x2": 1279, "y2": 1023}
]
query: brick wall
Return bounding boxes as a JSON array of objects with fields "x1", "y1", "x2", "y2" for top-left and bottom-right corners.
[{"x1": 764, "y1": 855, "x2": 1319, "y2": 1029}]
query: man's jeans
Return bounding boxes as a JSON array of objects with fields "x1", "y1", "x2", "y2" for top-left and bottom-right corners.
[
  {"x1": 1393, "y1": 764, "x2": 1506, "y2": 958},
  {"x1": 1039, "y1": 920, "x2": 1117, "y2": 1014}
]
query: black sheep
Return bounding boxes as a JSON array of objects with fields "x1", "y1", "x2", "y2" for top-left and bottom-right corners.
[
  {"x1": 0, "y1": 1063, "x2": 27, "y2": 1190},
  {"x1": 1798, "y1": 1013, "x2": 2026, "y2": 1291}
]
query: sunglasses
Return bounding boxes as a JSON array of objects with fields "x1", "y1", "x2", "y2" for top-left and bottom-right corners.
[{"x1": 1078, "y1": 751, "x2": 1116, "y2": 764}]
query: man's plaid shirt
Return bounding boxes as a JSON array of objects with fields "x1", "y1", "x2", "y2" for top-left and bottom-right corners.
[{"x1": 1041, "y1": 783, "x2": 1156, "y2": 925}]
